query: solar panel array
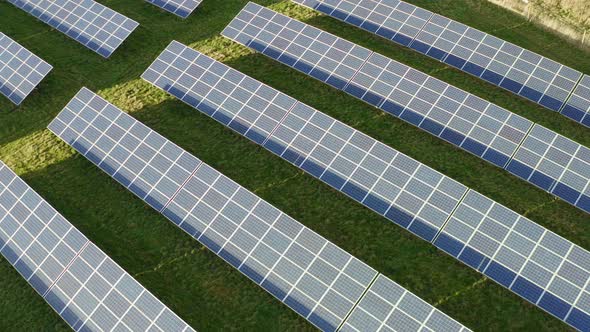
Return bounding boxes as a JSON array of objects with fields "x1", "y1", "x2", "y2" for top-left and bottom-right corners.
[
  {"x1": 146, "y1": 0, "x2": 203, "y2": 18},
  {"x1": 506, "y1": 125, "x2": 590, "y2": 213},
  {"x1": 7, "y1": 0, "x2": 139, "y2": 58},
  {"x1": 142, "y1": 41, "x2": 469, "y2": 243},
  {"x1": 562, "y1": 75, "x2": 590, "y2": 127},
  {"x1": 141, "y1": 40, "x2": 590, "y2": 330},
  {"x1": 0, "y1": 161, "x2": 194, "y2": 332},
  {"x1": 221, "y1": 3, "x2": 590, "y2": 216},
  {"x1": 0, "y1": 32, "x2": 52, "y2": 105},
  {"x1": 291, "y1": 0, "x2": 588, "y2": 125},
  {"x1": 48, "y1": 87, "x2": 471, "y2": 332}
]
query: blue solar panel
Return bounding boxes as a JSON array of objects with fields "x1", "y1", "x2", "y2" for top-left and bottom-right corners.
[
  {"x1": 142, "y1": 40, "x2": 590, "y2": 330},
  {"x1": 146, "y1": 0, "x2": 203, "y2": 18},
  {"x1": 7, "y1": 0, "x2": 139, "y2": 58},
  {"x1": 222, "y1": 3, "x2": 590, "y2": 216},
  {"x1": 48, "y1": 87, "x2": 470, "y2": 332},
  {"x1": 0, "y1": 161, "x2": 194, "y2": 331},
  {"x1": 291, "y1": 0, "x2": 586, "y2": 122},
  {"x1": 562, "y1": 75, "x2": 590, "y2": 128},
  {"x1": 0, "y1": 32, "x2": 52, "y2": 105}
]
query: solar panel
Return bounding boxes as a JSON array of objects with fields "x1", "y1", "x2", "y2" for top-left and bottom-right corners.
[
  {"x1": 0, "y1": 161, "x2": 194, "y2": 331},
  {"x1": 48, "y1": 88, "x2": 470, "y2": 332},
  {"x1": 506, "y1": 125, "x2": 590, "y2": 214},
  {"x1": 292, "y1": 0, "x2": 433, "y2": 47},
  {"x1": 221, "y1": 2, "x2": 533, "y2": 169},
  {"x1": 142, "y1": 41, "x2": 469, "y2": 243},
  {"x1": 146, "y1": 0, "x2": 202, "y2": 18},
  {"x1": 435, "y1": 190, "x2": 590, "y2": 332},
  {"x1": 410, "y1": 14, "x2": 582, "y2": 112},
  {"x1": 7, "y1": 0, "x2": 139, "y2": 58},
  {"x1": 562, "y1": 75, "x2": 590, "y2": 128},
  {"x1": 291, "y1": 0, "x2": 586, "y2": 121},
  {"x1": 141, "y1": 40, "x2": 590, "y2": 330},
  {"x1": 0, "y1": 32, "x2": 52, "y2": 105},
  {"x1": 222, "y1": 3, "x2": 590, "y2": 216},
  {"x1": 342, "y1": 275, "x2": 470, "y2": 332}
]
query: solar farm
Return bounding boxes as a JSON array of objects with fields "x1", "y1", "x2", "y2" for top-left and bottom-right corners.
[{"x1": 1, "y1": 0, "x2": 590, "y2": 331}]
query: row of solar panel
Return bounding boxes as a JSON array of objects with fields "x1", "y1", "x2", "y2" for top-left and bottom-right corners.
[
  {"x1": 0, "y1": 161, "x2": 194, "y2": 331},
  {"x1": 1, "y1": 0, "x2": 205, "y2": 105},
  {"x1": 291, "y1": 0, "x2": 590, "y2": 128},
  {"x1": 141, "y1": 40, "x2": 590, "y2": 331},
  {"x1": 220, "y1": 2, "x2": 590, "y2": 216},
  {"x1": 46, "y1": 87, "x2": 472, "y2": 332}
]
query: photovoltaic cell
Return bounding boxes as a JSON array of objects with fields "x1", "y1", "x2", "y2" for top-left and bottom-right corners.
[
  {"x1": 0, "y1": 32, "x2": 52, "y2": 105},
  {"x1": 142, "y1": 39, "x2": 590, "y2": 330},
  {"x1": 506, "y1": 125, "x2": 590, "y2": 214},
  {"x1": 562, "y1": 75, "x2": 590, "y2": 128},
  {"x1": 7, "y1": 0, "x2": 139, "y2": 58},
  {"x1": 48, "y1": 88, "x2": 470, "y2": 332},
  {"x1": 292, "y1": 0, "x2": 587, "y2": 124},
  {"x1": 163, "y1": 163, "x2": 377, "y2": 331},
  {"x1": 292, "y1": 0, "x2": 433, "y2": 47},
  {"x1": 435, "y1": 190, "x2": 590, "y2": 332},
  {"x1": 146, "y1": 0, "x2": 203, "y2": 18},
  {"x1": 222, "y1": 3, "x2": 590, "y2": 216},
  {"x1": 0, "y1": 161, "x2": 194, "y2": 332},
  {"x1": 142, "y1": 41, "x2": 469, "y2": 243},
  {"x1": 410, "y1": 14, "x2": 581, "y2": 112}
]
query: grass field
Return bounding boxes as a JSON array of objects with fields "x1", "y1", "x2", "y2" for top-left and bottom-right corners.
[{"x1": 1, "y1": 0, "x2": 590, "y2": 331}]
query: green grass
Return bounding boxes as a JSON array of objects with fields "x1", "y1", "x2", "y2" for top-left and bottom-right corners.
[{"x1": 1, "y1": 0, "x2": 589, "y2": 331}]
